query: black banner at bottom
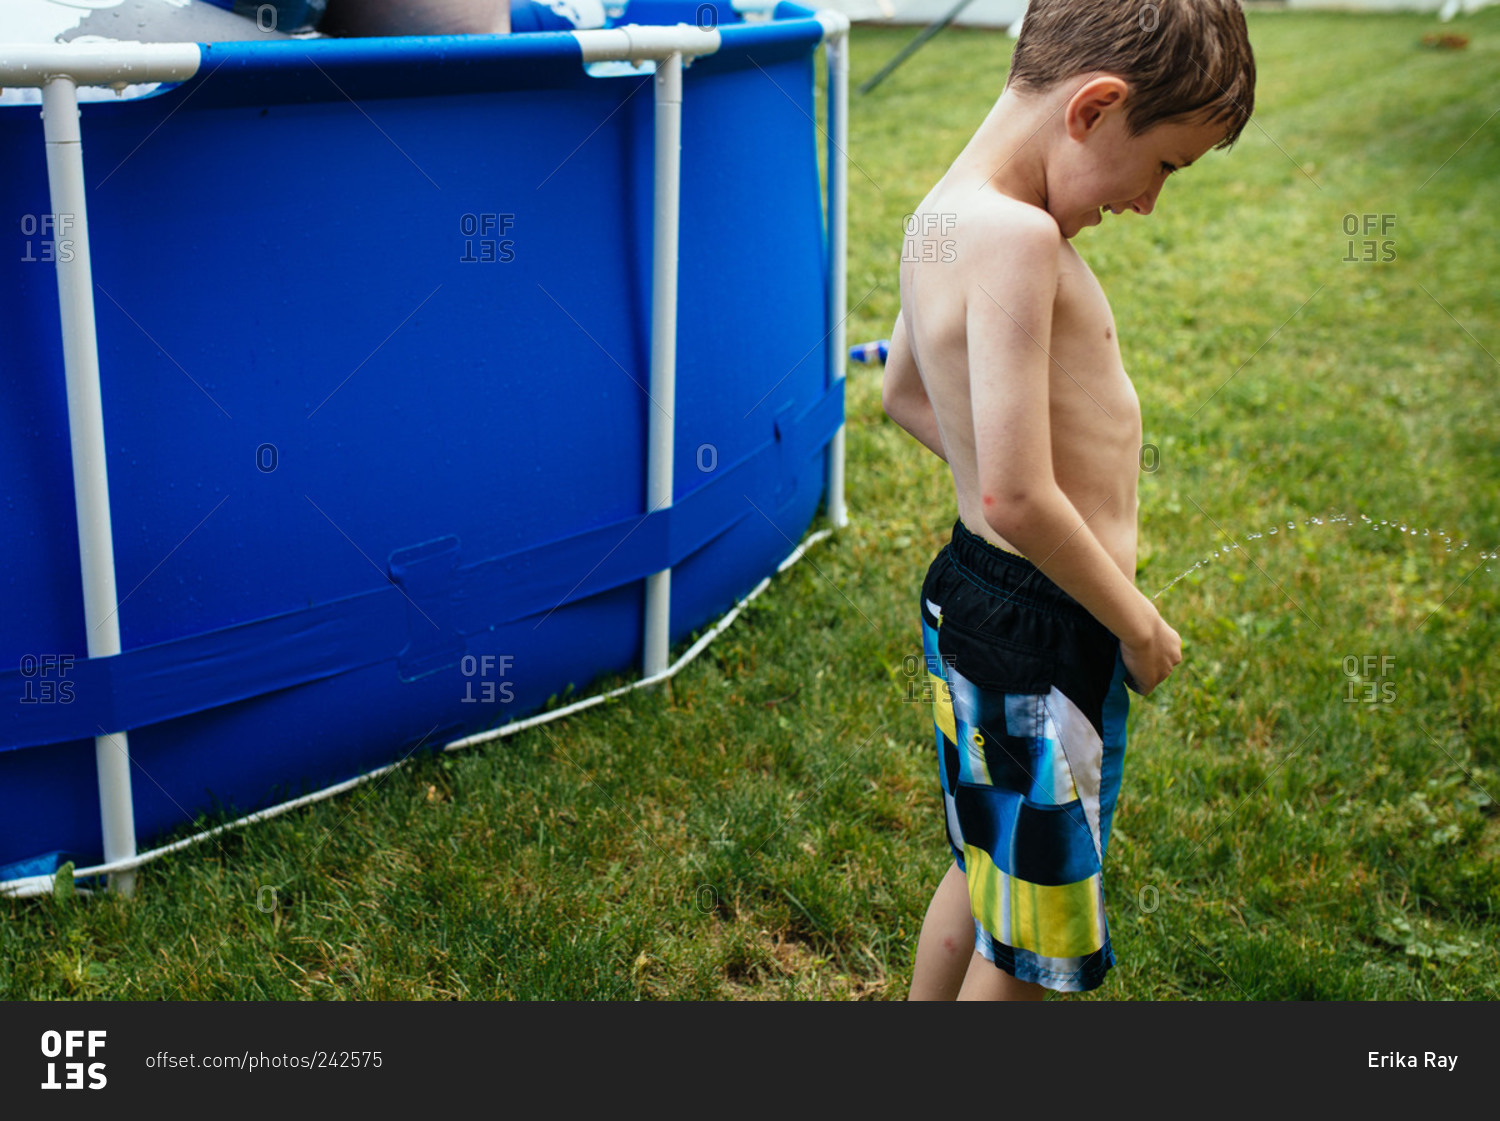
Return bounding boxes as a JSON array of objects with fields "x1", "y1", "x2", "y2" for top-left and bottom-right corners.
[{"x1": 0, "y1": 999, "x2": 1487, "y2": 1112}]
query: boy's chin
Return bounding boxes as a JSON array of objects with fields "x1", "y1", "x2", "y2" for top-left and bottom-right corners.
[{"x1": 1062, "y1": 208, "x2": 1104, "y2": 238}]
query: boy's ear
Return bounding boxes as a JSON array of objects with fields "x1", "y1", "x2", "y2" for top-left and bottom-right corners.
[{"x1": 1064, "y1": 75, "x2": 1131, "y2": 140}]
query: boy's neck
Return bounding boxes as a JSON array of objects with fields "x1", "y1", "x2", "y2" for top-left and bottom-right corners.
[{"x1": 947, "y1": 85, "x2": 1067, "y2": 214}]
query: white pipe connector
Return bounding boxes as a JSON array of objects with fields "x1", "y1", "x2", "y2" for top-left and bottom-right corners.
[
  {"x1": 0, "y1": 43, "x2": 201, "y2": 87},
  {"x1": 814, "y1": 10, "x2": 852, "y2": 42},
  {"x1": 571, "y1": 23, "x2": 721, "y2": 64}
]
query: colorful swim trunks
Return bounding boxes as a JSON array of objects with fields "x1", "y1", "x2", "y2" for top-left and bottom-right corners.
[{"x1": 919, "y1": 516, "x2": 1130, "y2": 993}]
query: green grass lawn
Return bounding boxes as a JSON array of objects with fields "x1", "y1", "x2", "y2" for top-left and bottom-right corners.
[{"x1": 5, "y1": 9, "x2": 1498, "y2": 1000}]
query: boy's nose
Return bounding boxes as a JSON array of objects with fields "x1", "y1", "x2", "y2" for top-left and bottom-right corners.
[{"x1": 1130, "y1": 184, "x2": 1160, "y2": 216}]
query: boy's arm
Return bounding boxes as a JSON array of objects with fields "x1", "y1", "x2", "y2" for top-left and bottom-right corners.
[
  {"x1": 967, "y1": 216, "x2": 1165, "y2": 662},
  {"x1": 881, "y1": 310, "x2": 948, "y2": 463}
]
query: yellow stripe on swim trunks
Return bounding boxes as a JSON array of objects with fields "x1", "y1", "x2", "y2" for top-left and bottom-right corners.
[
  {"x1": 930, "y1": 672, "x2": 956, "y2": 743},
  {"x1": 965, "y1": 845, "x2": 1103, "y2": 960}
]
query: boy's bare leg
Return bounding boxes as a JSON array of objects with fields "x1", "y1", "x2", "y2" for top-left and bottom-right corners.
[
  {"x1": 957, "y1": 953, "x2": 1047, "y2": 1001},
  {"x1": 908, "y1": 863, "x2": 975, "y2": 1000}
]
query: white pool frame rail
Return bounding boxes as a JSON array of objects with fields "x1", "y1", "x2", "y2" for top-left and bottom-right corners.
[{"x1": 0, "y1": 15, "x2": 851, "y2": 899}]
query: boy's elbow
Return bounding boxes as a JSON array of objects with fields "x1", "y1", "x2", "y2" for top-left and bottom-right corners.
[
  {"x1": 983, "y1": 487, "x2": 1057, "y2": 542},
  {"x1": 983, "y1": 498, "x2": 1027, "y2": 542}
]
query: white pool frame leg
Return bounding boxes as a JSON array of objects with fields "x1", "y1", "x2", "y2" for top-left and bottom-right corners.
[
  {"x1": 42, "y1": 75, "x2": 138, "y2": 897},
  {"x1": 642, "y1": 48, "x2": 683, "y2": 681},
  {"x1": 641, "y1": 17, "x2": 850, "y2": 679},
  {"x1": 823, "y1": 17, "x2": 850, "y2": 530}
]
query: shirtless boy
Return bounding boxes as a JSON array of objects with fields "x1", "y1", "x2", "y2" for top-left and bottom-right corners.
[{"x1": 882, "y1": 0, "x2": 1256, "y2": 999}]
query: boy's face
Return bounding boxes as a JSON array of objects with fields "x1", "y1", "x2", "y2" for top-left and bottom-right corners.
[{"x1": 1052, "y1": 99, "x2": 1228, "y2": 239}]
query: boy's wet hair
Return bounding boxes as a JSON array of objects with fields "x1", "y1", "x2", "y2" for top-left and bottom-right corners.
[{"x1": 1006, "y1": 0, "x2": 1256, "y2": 148}]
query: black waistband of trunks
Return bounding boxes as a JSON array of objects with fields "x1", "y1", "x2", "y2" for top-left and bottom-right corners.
[{"x1": 947, "y1": 516, "x2": 1110, "y2": 635}]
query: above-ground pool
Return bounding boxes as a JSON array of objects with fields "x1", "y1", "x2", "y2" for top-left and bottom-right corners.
[{"x1": 0, "y1": 1, "x2": 850, "y2": 893}]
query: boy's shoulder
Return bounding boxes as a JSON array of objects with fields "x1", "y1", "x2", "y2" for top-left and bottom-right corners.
[
  {"x1": 906, "y1": 186, "x2": 1069, "y2": 306},
  {"x1": 941, "y1": 188, "x2": 1062, "y2": 259},
  {"x1": 911, "y1": 187, "x2": 1072, "y2": 310}
]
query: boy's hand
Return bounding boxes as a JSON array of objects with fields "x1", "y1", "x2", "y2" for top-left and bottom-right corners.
[{"x1": 1120, "y1": 611, "x2": 1182, "y2": 696}]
